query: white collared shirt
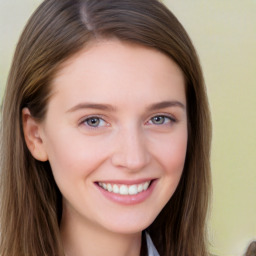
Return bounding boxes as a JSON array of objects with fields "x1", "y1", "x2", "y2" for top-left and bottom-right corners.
[{"x1": 146, "y1": 233, "x2": 160, "y2": 256}]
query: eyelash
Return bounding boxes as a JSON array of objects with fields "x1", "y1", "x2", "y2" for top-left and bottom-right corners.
[{"x1": 80, "y1": 114, "x2": 176, "y2": 129}]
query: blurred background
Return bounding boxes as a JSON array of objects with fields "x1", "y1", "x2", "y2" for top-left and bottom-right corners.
[{"x1": 0, "y1": 0, "x2": 255, "y2": 255}]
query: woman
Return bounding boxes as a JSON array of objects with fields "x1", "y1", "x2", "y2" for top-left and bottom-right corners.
[{"x1": 0, "y1": 0, "x2": 211, "y2": 255}]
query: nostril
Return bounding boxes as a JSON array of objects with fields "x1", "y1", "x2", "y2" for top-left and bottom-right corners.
[{"x1": 111, "y1": 150, "x2": 150, "y2": 171}]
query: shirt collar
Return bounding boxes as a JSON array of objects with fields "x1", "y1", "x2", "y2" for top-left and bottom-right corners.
[{"x1": 146, "y1": 233, "x2": 160, "y2": 256}]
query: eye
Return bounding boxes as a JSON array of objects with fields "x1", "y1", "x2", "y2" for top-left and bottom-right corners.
[
  {"x1": 82, "y1": 116, "x2": 108, "y2": 128},
  {"x1": 148, "y1": 115, "x2": 175, "y2": 125}
]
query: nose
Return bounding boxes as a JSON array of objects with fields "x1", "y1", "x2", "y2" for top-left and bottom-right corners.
[{"x1": 111, "y1": 127, "x2": 150, "y2": 172}]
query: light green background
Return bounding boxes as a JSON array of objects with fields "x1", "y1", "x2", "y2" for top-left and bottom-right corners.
[{"x1": 0, "y1": 1, "x2": 255, "y2": 255}]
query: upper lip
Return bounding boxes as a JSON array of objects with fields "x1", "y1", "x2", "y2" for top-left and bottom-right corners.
[{"x1": 95, "y1": 178, "x2": 156, "y2": 185}]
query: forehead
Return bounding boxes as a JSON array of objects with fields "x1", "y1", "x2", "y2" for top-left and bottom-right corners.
[{"x1": 50, "y1": 39, "x2": 186, "y2": 108}]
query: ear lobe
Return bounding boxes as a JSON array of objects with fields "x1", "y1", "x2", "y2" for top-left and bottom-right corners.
[{"x1": 22, "y1": 108, "x2": 48, "y2": 162}]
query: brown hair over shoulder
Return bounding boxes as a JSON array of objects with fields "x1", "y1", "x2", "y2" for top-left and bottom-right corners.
[{"x1": 0, "y1": 0, "x2": 212, "y2": 255}]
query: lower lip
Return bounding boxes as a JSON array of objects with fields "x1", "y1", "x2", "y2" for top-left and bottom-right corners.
[{"x1": 96, "y1": 180, "x2": 157, "y2": 205}]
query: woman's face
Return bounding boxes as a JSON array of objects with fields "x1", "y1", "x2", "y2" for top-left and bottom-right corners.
[{"x1": 39, "y1": 40, "x2": 187, "y2": 234}]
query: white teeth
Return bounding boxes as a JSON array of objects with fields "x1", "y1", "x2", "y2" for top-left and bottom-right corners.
[
  {"x1": 143, "y1": 181, "x2": 150, "y2": 191},
  {"x1": 107, "y1": 183, "x2": 112, "y2": 192},
  {"x1": 138, "y1": 184, "x2": 143, "y2": 193},
  {"x1": 128, "y1": 185, "x2": 138, "y2": 195},
  {"x1": 113, "y1": 184, "x2": 119, "y2": 194},
  {"x1": 120, "y1": 185, "x2": 129, "y2": 195},
  {"x1": 98, "y1": 181, "x2": 151, "y2": 195}
]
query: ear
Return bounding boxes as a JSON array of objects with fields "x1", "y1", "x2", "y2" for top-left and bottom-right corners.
[{"x1": 22, "y1": 108, "x2": 48, "y2": 162}]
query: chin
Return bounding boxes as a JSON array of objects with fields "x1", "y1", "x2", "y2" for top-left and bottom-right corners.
[{"x1": 97, "y1": 212, "x2": 157, "y2": 235}]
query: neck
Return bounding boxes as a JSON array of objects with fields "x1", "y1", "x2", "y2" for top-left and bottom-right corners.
[{"x1": 60, "y1": 206, "x2": 142, "y2": 256}]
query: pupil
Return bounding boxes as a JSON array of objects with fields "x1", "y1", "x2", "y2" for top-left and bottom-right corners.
[
  {"x1": 89, "y1": 118, "x2": 99, "y2": 126},
  {"x1": 154, "y1": 116, "x2": 163, "y2": 124}
]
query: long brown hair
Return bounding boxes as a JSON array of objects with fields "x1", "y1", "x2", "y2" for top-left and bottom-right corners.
[{"x1": 0, "y1": 0, "x2": 211, "y2": 255}]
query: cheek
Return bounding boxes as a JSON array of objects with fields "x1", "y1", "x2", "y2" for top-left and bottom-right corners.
[
  {"x1": 152, "y1": 131, "x2": 188, "y2": 176},
  {"x1": 167, "y1": 142, "x2": 187, "y2": 173},
  {"x1": 45, "y1": 131, "x2": 109, "y2": 180},
  {"x1": 160, "y1": 135, "x2": 187, "y2": 196}
]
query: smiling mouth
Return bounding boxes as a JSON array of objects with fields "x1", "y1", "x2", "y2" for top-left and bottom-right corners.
[{"x1": 96, "y1": 181, "x2": 153, "y2": 196}]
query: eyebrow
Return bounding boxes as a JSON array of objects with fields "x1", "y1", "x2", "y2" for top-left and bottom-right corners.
[
  {"x1": 146, "y1": 101, "x2": 186, "y2": 111},
  {"x1": 66, "y1": 103, "x2": 116, "y2": 113},
  {"x1": 66, "y1": 100, "x2": 186, "y2": 113}
]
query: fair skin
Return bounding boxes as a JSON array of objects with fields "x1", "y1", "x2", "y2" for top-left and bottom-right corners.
[{"x1": 23, "y1": 40, "x2": 187, "y2": 256}]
